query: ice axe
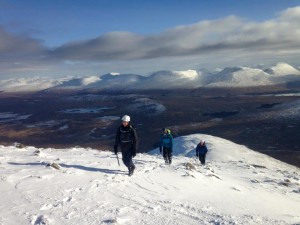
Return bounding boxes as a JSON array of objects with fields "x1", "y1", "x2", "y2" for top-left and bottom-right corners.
[{"x1": 116, "y1": 153, "x2": 120, "y2": 166}]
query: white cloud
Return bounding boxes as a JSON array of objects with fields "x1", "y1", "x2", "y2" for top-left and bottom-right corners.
[
  {"x1": 1, "y1": 6, "x2": 300, "y2": 78},
  {"x1": 279, "y1": 6, "x2": 300, "y2": 21}
]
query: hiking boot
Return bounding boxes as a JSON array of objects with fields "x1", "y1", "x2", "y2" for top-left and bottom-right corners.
[{"x1": 129, "y1": 165, "x2": 135, "y2": 176}]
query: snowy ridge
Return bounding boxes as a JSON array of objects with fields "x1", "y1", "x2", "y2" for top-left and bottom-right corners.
[
  {"x1": 133, "y1": 70, "x2": 201, "y2": 90},
  {"x1": 0, "y1": 77, "x2": 63, "y2": 92},
  {"x1": 1, "y1": 63, "x2": 300, "y2": 92},
  {"x1": 0, "y1": 134, "x2": 299, "y2": 225}
]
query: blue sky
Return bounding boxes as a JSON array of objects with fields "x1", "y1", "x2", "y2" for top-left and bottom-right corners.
[{"x1": 1, "y1": 0, "x2": 300, "y2": 78}]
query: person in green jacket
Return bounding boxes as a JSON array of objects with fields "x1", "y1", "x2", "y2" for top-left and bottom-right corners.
[{"x1": 159, "y1": 128, "x2": 173, "y2": 165}]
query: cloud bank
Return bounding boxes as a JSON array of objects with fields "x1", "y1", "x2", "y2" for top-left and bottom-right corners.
[{"x1": 1, "y1": 6, "x2": 300, "y2": 78}]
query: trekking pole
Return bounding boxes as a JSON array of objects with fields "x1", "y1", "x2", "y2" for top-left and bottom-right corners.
[{"x1": 116, "y1": 153, "x2": 120, "y2": 166}]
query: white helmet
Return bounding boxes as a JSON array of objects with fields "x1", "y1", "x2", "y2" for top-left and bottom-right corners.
[{"x1": 121, "y1": 115, "x2": 130, "y2": 122}]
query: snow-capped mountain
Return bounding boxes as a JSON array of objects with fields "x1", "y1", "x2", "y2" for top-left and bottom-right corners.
[
  {"x1": 1, "y1": 63, "x2": 300, "y2": 92},
  {"x1": 1, "y1": 134, "x2": 299, "y2": 224},
  {"x1": 265, "y1": 62, "x2": 300, "y2": 76},
  {"x1": 207, "y1": 67, "x2": 272, "y2": 87},
  {"x1": 264, "y1": 63, "x2": 300, "y2": 84}
]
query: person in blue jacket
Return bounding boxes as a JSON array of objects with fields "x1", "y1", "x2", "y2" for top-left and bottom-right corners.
[
  {"x1": 159, "y1": 128, "x2": 173, "y2": 165},
  {"x1": 196, "y1": 140, "x2": 208, "y2": 165}
]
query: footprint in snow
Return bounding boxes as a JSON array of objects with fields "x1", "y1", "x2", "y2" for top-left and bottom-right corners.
[
  {"x1": 231, "y1": 186, "x2": 241, "y2": 192},
  {"x1": 102, "y1": 218, "x2": 118, "y2": 224},
  {"x1": 65, "y1": 187, "x2": 84, "y2": 194},
  {"x1": 102, "y1": 217, "x2": 130, "y2": 224},
  {"x1": 40, "y1": 196, "x2": 73, "y2": 210}
]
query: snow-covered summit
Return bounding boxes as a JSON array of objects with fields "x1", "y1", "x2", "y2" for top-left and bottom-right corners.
[
  {"x1": 81, "y1": 76, "x2": 101, "y2": 86},
  {"x1": 172, "y1": 70, "x2": 199, "y2": 79},
  {"x1": 147, "y1": 70, "x2": 198, "y2": 80},
  {"x1": 109, "y1": 72, "x2": 121, "y2": 76},
  {"x1": 265, "y1": 62, "x2": 300, "y2": 76},
  {"x1": 1, "y1": 134, "x2": 299, "y2": 224}
]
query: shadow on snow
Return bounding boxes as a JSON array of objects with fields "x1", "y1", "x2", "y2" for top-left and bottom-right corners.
[{"x1": 8, "y1": 162, "x2": 125, "y2": 174}]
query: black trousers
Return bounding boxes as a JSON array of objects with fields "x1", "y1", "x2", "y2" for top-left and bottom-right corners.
[
  {"x1": 199, "y1": 153, "x2": 206, "y2": 165},
  {"x1": 163, "y1": 147, "x2": 172, "y2": 163},
  {"x1": 120, "y1": 143, "x2": 134, "y2": 170}
]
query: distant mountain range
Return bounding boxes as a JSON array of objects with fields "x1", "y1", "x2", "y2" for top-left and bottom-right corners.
[{"x1": 1, "y1": 63, "x2": 300, "y2": 92}]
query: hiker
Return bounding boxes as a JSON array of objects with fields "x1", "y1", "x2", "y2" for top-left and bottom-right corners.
[
  {"x1": 114, "y1": 115, "x2": 138, "y2": 176},
  {"x1": 196, "y1": 140, "x2": 208, "y2": 165},
  {"x1": 159, "y1": 128, "x2": 173, "y2": 165}
]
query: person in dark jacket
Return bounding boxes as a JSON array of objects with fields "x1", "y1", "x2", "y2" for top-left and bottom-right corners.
[
  {"x1": 159, "y1": 128, "x2": 173, "y2": 165},
  {"x1": 114, "y1": 115, "x2": 138, "y2": 176},
  {"x1": 196, "y1": 140, "x2": 208, "y2": 165}
]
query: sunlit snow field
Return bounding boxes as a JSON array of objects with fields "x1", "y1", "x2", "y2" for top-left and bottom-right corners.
[{"x1": 1, "y1": 134, "x2": 299, "y2": 225}]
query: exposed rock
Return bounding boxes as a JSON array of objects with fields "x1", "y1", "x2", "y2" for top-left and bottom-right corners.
[
  {"x1": 46, "y1": 162, "x2": 61, "y2": 170},
  {"x1": 33, "y1": 150, "x2": 41, "y2": 156},
  {"x1": 251, "y1": 164, "x2": 267, "y2": 169},
  {"x1": 185, "y1": 162, "x2": 196, "y2": 171},
  {"x1": 15, "y1": 143, "x2": 26, "y2": 149},
  {"x1": 280, "y1": 179, "x2": 291, "y2": 187}
]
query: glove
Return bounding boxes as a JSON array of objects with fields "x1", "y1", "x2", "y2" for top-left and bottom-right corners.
[{"x1": 114, "y1": 145, "x2": 118, "y2": 155}]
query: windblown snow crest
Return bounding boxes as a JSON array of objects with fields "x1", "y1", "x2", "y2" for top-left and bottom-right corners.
[
  {"x1": 0, "y1": 134, "x2": 299, "y2": 225},
  {"x1": 1, "y1": 63, "x2": 300, "y2": 92}
]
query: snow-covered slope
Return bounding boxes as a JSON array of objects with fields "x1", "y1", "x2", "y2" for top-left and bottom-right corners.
[
  {"x1": 256, "y1": 99, "x2": 300, "y2": 120},
  {"x1": 1, "y1": 134, "x2": 299, "y2": 225}
]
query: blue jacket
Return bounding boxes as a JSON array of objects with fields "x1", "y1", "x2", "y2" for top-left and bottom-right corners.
[
  {"x1": 160, "y1": 133, "x2": 173, "y2": 150},
  {"x1": 196, "y1": 143, "x2": 208, "y2": 155}
]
